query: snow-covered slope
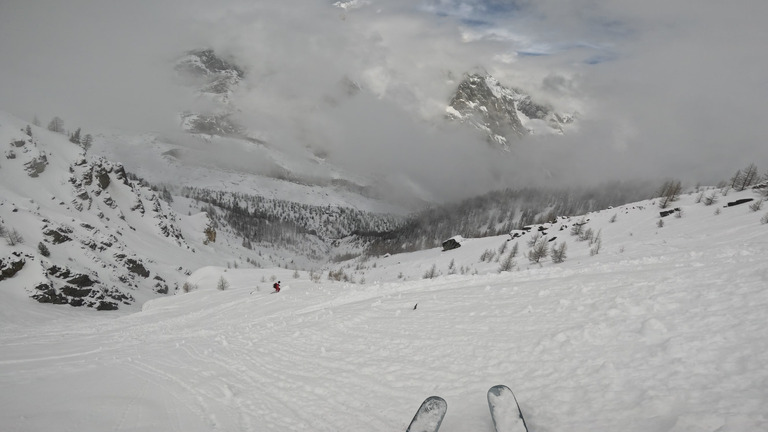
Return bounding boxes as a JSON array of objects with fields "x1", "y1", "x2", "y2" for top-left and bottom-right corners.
[
  {"x1": 90, "y1": 129, "x2": 407, "y2": 215},
  {"x1": 0, "y1": 112, "x2": 250, "y2": 310},
  {"x1": 0, "y1": 110, "x2": 410, "y2": 312},
  {"x1": 1, "y1": 185, "x2": 766, "y2": 431}
]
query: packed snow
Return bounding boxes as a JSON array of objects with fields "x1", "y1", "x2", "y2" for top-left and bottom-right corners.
[{"x1": 2, "y1": 181, "x2": 767, "y2": 431}]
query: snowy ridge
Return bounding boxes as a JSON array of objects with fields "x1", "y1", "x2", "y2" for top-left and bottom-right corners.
[
  {"x1": 1, "y1": 175, "x2": 767, "y2": 430},
  {"x1": 92, "y1": 128, "x2": 406, "y2": 216}
]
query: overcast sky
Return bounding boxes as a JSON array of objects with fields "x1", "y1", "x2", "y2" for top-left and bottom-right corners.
[{"x1": 1, "y1": 0, "x2": 766, "y2": 201}]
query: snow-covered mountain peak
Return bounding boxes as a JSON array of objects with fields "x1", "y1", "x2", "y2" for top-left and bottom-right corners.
[
  {"x1": 446, "y1": 72, "x2": 575, "y2": 149},
  {"x1": 175, "y1": 48, "x2": 245, "y2": 136},
  {"x1": 175, "y1": 48, "x2": 244, "y2": 98}
]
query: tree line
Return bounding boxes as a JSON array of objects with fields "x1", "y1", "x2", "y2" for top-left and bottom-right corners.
[
  {"x1": 364, "y1": 181, "x2": 656, "y2": 256},
  {"x1": 181, "y1": 187, "x2": 403, "y2": 259}
]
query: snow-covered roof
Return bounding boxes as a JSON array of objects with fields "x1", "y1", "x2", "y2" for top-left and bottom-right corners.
[{"x1": 443, "y1": 235, "x2": 465, "y2": 244}]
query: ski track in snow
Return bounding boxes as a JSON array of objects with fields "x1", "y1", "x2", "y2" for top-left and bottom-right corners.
[{"x1": 2, "y1": 190, "x2": 768, "y2": 431}]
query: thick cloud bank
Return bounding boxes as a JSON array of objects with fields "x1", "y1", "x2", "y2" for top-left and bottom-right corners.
[{"x1": 1, "y1": 0, "x2": 766, "y2": 200}]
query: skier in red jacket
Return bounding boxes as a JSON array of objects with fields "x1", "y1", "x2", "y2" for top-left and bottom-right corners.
[{"x1": 273, "y1": 281, "x2": 281, "y2": 293}]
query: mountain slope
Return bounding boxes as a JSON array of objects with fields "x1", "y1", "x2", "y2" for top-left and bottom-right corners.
[
  {"x1": 1, "y1": 184, "x2": 766, "y2": 431},
  {"x1": 0, "y1": 112, "x2": 236, "y2": 309}
]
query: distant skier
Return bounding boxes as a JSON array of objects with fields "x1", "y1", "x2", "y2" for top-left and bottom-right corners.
[{"x1": 273, "y1": 281, "x2": 281, "y2": 293}]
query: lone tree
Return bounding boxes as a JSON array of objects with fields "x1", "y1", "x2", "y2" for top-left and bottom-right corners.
[
  {"x1": 736, "y1": 163, "x2": 760, "y2": 191},
  {"x1": 217, "y1": 275, "x2": 229, "y2": 291},
  {"x1": 657, "y1": 179, "x2": 682, "y2": 209},
  {"x1": 423, "y1": 263, "x2": 438, "y2": 279},
  {"x1": 5, "y1": 228, "x2": 24, "y2": 246},
  {"x1": 551, "y1": 241, "x2": 567, "y2": 264},
  {"x1": 570, "y1": 218, "x2": 587, "y2": 237},
  {"x1": 47, "y1": 116, "x2": 64, "y2": 133},
  {"x1": 527, "y1": 237, "x2": 549, "y2": 264},
  {"x1": 69, "y1": 127, "x2": 81, "y2": 144},
  {"x1": 81, "y1": 134, "x2": 93, "y2": 152},
  {"x1": 498, "y1": 250, "x2": 516, "y2": 272},
  {"x1": 37, "y1": 242, "x2": 50, "y2": 257}
]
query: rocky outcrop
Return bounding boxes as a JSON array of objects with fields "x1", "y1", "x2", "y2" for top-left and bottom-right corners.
[
  {"x1": 125, "y1": 258, "x2": 150, "y2": 278},
  {"x1": 31, "y1": 264, "x2": 134, "y2": 310},
  {"x1": 0, "y1": 254, "x2": 25, "y2": 281},
  {"x1": 24, "y1": 155, "x2": 48, "y2": 177},
  {"x1": 43, "y1": 225, "x2": 73, "y2": 244}
]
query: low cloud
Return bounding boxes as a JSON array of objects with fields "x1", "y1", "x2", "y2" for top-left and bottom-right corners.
[{"x1": 1, "y1": 0, "x2": 766, "y2": 202}]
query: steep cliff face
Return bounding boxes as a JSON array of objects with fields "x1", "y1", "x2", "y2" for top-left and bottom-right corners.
[{"x1": 446, "y1": 73, "x2": 575, "y2": 149}]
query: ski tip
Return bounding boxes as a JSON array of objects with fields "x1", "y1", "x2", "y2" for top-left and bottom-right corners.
[
  {"x1": 420, "y1": 395, "x2": 447, "y2": 411},
  {"x1": 488, "y1": 384, "x2": 512, "y2": 396},
  {"x1": 488, "y1": 384, "x2": 528, "y2": 432},
  {"x1": 406, "y1": 396, "x2": 447, "y2": 432}
]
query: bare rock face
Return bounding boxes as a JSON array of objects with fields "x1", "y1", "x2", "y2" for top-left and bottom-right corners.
[
  {"x1": 31, "y1": 264, "x2": 133, "y2": 310},
  {"x1": 447, "y1": 73, "x2": 575, "y2": 149},
  {"x1": 449, "y1": 73, "x2": 528, "y2": 145}
]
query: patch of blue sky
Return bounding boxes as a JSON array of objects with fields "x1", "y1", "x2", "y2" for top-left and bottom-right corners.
[
  {"x1": 423, "y1": 0, "x2": 526, "y2": 23},
  {"x1": 459, "y1": 17, "x2": 493, "y2": 27},
  {"x1": 517, "y1": 51, "x2": 549, "y2": 57},
  {"x1": 588, "y1": 17, "x2": 635, "y2": 40},
  {"x1": 480, "y1": 1, "x2": 526, "y2": 15},
  {"x1": 583, "y1": 52, "x2": 617, "y2": 65},
  {"x1": 562, "y1": 41, "x2": 618, "y2": 64},
  {"x1": 514, "y1": 40, "x2": 616, "y2": 64},
  {"x1": 424, "y1": 0, "x2": 623, "y2": 65}
]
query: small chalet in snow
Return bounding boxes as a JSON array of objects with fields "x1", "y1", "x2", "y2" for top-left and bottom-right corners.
[{"x1": 442, "y1": 235, "x2": 464, "y2": 251}]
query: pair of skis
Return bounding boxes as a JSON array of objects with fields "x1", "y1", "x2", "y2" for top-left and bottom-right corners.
[{"x1": 406, "y1": 385, "x2": 527, "y2": 432}]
